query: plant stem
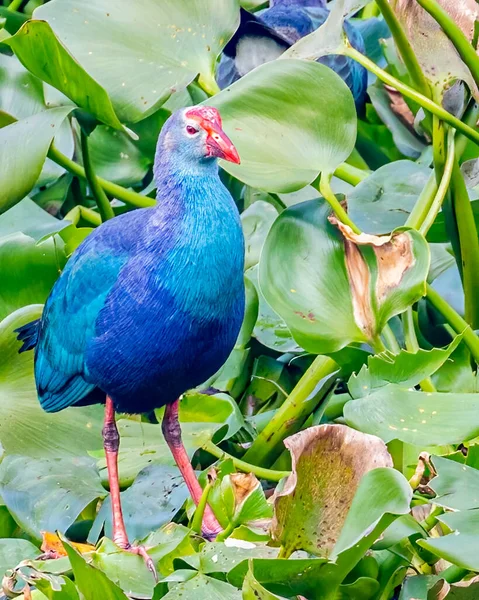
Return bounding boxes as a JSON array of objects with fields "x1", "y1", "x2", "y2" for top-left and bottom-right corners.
[
  {"x1": 426, "y1": 284, "x2": 479, "y2": 364},
  {"x1": 374, "y1": 0, "x2": 431, "y2": 98},
  {"x1": 215, "y1": 522, "x2": 235, "y2": 543},
  {"x1": 371, "y1": 335, "x2": 387, "y2": 354},
  {"x1": 190, "y1": 481, "x2": 212, "y2": 534},
  {"x1": 450, "y1": 160, "x2": 479, "y2": 329},
  {"x1": 64, "y1": 205, "x2": 102, "y2": 227},
  {"x1": 403, "y1": 307, "x2": 436, "y2": 392},
  {"x1": 202, "y1": 441, "x2": 290, "y2": 482},
  {"x1": 48, "y1": 145, "x2": 156, "y2": 209},
  {"x1": 318, "y1": 173, "x2": 361, "y2": 233},
  {"x1": 441, "y1": 565, "x2": 471, "y2": 584},
  {"x1": 362, "y1": 1, "x2": 379, "y2": 18},
  {"x1": 242, "y1": 355, "x2": 339, "y2": 467},
  {"x1": 80, "y1": 130, "x2": 115, "y2": 222},
  {"x1": 405, "y1": 172, "x2": 438, "y2": 230},
  {"x1": 415, "y1": 0, "x2": 479, "y2": 88},
  {"x1": 419, "y1": 128, "x2": 455, "y2": 235},
  {"x1": 344, "y1": 46, "x2": 479, "y2": 148},
  {"x1": 333, "y1": 162, "x2": 370, "y2": 186},
  {"x1": 7, "y1": 0, "x2": 22, "y2": 10},
  {"x1": 382, "y1": 324, "x2": 401, "y2": 354}
]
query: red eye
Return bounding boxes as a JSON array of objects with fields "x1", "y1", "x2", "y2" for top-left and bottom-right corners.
[{"x1": 186, "y1": 125, "x2": 199, "y2": 135}]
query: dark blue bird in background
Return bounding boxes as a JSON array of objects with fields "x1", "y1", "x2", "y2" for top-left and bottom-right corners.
[
  {"x1": 218, "y1": 0, "x2": 368, "y2": 113},
  {"x1": 16, "y1": 106, "x2": 244, "y2": 572}
]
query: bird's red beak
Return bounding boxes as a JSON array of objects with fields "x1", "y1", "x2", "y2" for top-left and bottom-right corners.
[{"x1": 185, "y1": 106, "x2": 241, "y2": 165}]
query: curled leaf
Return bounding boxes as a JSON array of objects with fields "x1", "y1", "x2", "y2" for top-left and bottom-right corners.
[{"x1": 271, "y1": 424, "x2": 393, "y2": 557}]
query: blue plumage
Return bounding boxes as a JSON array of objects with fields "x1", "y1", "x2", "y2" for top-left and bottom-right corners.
[
  {"x1": 17, "y1": 108, "x2": 245, "y2": 416},
  {"x1": 218, "y1": 0, "x2": 368, "y2": 113}
]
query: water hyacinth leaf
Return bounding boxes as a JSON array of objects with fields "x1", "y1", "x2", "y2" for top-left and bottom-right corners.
[
  {"x1": 33, "y1": 0, "x2": 239, "y2": 123},
  {"x1": 243, "y1": 565, "x2": 287, "y2": 600},
  {"x1": 34, "y1": 575, "x2": 80, "y2": 600},
  {"x1": 0, "y1": 107, "x2": 72, "y2": 213},
  {"x1": 348, "y1": 334, "x2": 463, "y2": 398},
  {"x1": 259, "y1": 199, "x2": 429, "y2": 354},
  {"x1": 428, "y1": 455, "x2": 479, "y2": 510},
  {"x1": 246, "y1": 266, "x2": 302, "y2": 353},
  {"x1": 391, "y1": 0, "x2": 479, "y2": 99},
  {"x1": 282, "y1": 0, "x2": 370, "y2": 61},
  {"x1": 344, "y1": 387, "x2": 479, "y2": 445},
  {"x1": 271, "y1": 424, "x2": 393, "y2": 557},
  {"x1": 0, "y1": 539, "x2": 40, "y2": 579},
  {"x1": 0, "y1": 53, "x2": 44, "y2": 120},
  {"x1": 0, "y1": 454, "x2": 106, "y2": 541},
  {"x1": 161, "y1": 573, "x2": 242, "y2": 600},
  {"x1": 0, "y1": 305, "x2": 104, "y2": 458},
  {"x1": 90, "y1": 464, "x2": 188, "y2": 544},
  {"x1": 208, "y1": 60, "x2": 357, "y2": 192},
  {"x1": 416, "y1": 509, "x2": 479, "y2": 571},
  {"x1": 0, "y1": 197, "x2": 70, "y2": 241},
  {"x1": 62, "y1": 540, "x2": 129, "y2": 600},
  {"x1": 347, "y1": 161, "x2": 431, "y2": 234},
  {"x1": 241, "y1": 201, "x2": 278, "y2": 271},
  {"x1": 140, "y1": 523, "x2": 195, "y2": 577}
]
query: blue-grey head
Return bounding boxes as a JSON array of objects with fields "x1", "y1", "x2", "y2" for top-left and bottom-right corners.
[{"x1": 154, "y1": 106, "x2": 240, "y2": 176}]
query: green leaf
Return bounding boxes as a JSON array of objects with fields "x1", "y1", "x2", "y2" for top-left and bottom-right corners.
[
  {"x1": 417, "y1": 509, "x2": 479, "y2": 571},
  {"x1": 32, "y1": 0, "x2": 239, "y2": 122},
  {"x1": 34, "y1": 575, "x2": 80, "y2": 600},
  {"x1": 271, "y1": 424, "x2": 395, "y2": 557},
  {"x1": 208, "y1": 59, "x2": 356, "y2": 192},
  {"x1": 161, "y1": 573, "x2": 242, "y2": 600},
  {"x1": 259, "y1": 198, "x2": 429, "y2": 353},
  {"x1": 246, "y1": 266, "x2": 302, "y2": 353},
  {"x1": 0, "y1": 538, "x2": 39, "y2": 578},
  {"x1": 0, "y1": 305, "x2": 104, "y2": 457},
  {"x1": 141, "y1": 523, "x2": 195, "y2": 577},
  {"x1": 90, "y1": 465, "x2": 188, "y2": 544},
  {"x1": 344, "y1": 386, "x2": 479, "y2": 445},
  {"x1": 347, "y1": 160, "x2": 431, "y2": 234},
  {"x1": 0, "y1": 53, "x2": 44, "y2": 120},
  {"x1": 348, "y1": 335, "x2": 463, "y2": 398},
  {"x1": 0, "y1": 107, "x2": 73, "y2": 213},
  {"x1": 177, "y1": 542, "x2": 277, "y2": 575},
  {"x1": 241, "y1": 201, "x2": 278, "y2": 271},
  {"x1": 242, "y1": 564, "x2": 288, "y2": 599},
  {"x1": 7, "y1": 21, "x2": 123, "y2": 129},
  {"x1": 0, "y1": 198, "x2": 70, "y2": 240},
  {"x1": 62, "y1": 539, "x2": 129, "y2": 600},
  {"x1": 428, "y1": 455, "x2": 479, "y2": 510},
  {"x1": 0, "y1": 454, "x2": 106, "y2": 541}
]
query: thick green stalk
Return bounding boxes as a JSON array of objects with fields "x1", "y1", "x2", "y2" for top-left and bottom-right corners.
[
  {"x1": 318, "y1": 173, "x2": 361, "y2": 233},
  {"x1": 7, "y1": 0, "x2": 22, "y2": 10},
  {"x1": 345, "y1": 46, "x2": 479, "y2": 148},
  {"x1": 419, "y1": 128, "x2": 455, "y2": 235},
  {"x1": 455, "y1": 101, "x2": 479, "y2": 159},
  {"x1": 48, "y1": 145, "x2": 156, "y2": 209},
  {"x1": 403, "y1": 307, "x2": 436, "y2": 392},
  {"x1": 64, "y1": 205, "x2": 102, "y2": 227},
  {"x1": 426, "y1": 284, "x2": 479, "y2": 364},
  {"x1": 382, "y1": 324, "x2": 401, "y2": 354},
  {"x1": 415, "y1": 0, "x2": 479, "y2": 88},
  {"x1": 190, "y1": 481, "x2": 212, "y2": 534},
  {"x1": 202, "y1": 440, "x2": 290, "y2": 482},
  {"x1": 405, "y1": 172, "x2": 438, "y2": 230},
  {"x1": 374, "y1": 0, "x2": 431, "y2": 98},
  {"x1": 333, "y1": 162, "x2": 370, "y2": 186},
  {"x1": 80, "y1": 130, "x2": 115, "y2": 222},
  {"x1": 242, "y1": 355, "x2": 339, "y2": 467},
  {"x1": 450, "y1": 160, "x2": 479, "y2": 328}
]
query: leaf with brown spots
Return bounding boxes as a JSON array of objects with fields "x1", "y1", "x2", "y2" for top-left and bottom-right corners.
[{"x1": 270, "y1": 424, "x2": 394, "y2": 557}]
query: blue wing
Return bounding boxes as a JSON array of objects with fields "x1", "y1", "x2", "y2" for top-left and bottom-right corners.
[{"x1": 33, "y1": 216, "x2": 132, "y2": 413}]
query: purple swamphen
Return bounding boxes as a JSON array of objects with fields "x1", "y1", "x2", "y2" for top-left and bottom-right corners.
[{"x1": 16, "y1": 106, "x2": 245, "y2": 570}]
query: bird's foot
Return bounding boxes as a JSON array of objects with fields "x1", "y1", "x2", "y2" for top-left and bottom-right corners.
[{"x1": 115, "y1": 541, "x2": 158, "y2": 582}]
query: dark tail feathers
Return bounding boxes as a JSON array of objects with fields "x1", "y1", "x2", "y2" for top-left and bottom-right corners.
[{"x1": 15, "y1": 319, "x2": 41, "y2": 353}]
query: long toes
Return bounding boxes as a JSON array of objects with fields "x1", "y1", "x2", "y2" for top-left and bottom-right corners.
[{"x1": 123, "y1": 544, "x2": 158, "y2": 583}]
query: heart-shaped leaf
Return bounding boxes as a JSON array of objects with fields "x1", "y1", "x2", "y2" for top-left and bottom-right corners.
[
  {"x1": 32, "y1": 0, "x2": 239, "y2": 122},
  {"x1": 241, "y1": 201, "x2": 278, "y2": 271},
  {"x1": 208, "y1": 59, "x2": 357, "y2": 192},
  {"x1": 0, "y1": 107, "x2": 72, "y2": 212},
  {"x1": 259, "y1": 198, "x2": 430, "y2": 353}
]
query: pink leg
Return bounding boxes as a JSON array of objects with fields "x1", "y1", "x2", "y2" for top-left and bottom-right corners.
[
  {"x1": 162, "y1": 399, "x2": 222, "y2": 539},
  {"x1": 103, "y1": 397, "x2": 157, "y2": 579}
]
